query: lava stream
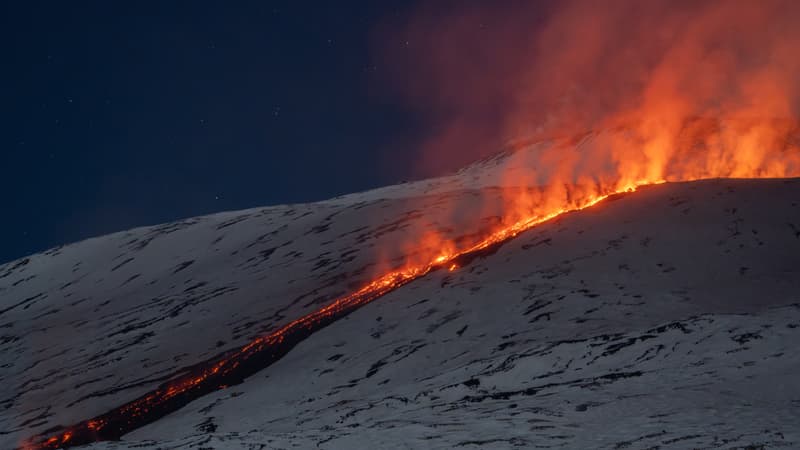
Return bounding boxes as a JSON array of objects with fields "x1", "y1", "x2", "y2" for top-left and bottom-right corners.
[{"x1": 21, "y1": 179, "x2": 638, "y2": 450}]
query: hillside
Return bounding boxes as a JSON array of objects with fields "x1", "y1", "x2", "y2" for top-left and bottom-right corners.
[{"x1": 2, "y1": 136, "x2": 799, "y2": 449}]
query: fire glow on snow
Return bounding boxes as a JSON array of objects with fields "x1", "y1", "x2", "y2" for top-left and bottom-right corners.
[
  {"x1": 22, "y1": 0, "x2": 800, "y2": 444},
  {"x1": 23, "y1": 120, "x2": 800, "y2": 449}
]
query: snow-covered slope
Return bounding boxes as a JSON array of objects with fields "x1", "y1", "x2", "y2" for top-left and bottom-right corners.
[{"x1": 2, "y1": 136, "x2": 799, "y2": 449}]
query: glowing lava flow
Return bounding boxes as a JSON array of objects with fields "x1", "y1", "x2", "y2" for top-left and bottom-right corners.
[{"x1": 20, "y1": 179, "x2": 642, "y2": 450}]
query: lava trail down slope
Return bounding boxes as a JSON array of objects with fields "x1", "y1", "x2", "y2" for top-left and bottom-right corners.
[
  {"x1": 22, "y1": 182, "x2": 619, "y2": 448},
  {"x1": 2, "y1": 131, "x2": 800, "y2": 449}
]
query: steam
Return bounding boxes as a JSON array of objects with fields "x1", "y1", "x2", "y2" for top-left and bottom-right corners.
[{"x1": 377, "y1": 0, "x2": 800, "y2": 179}]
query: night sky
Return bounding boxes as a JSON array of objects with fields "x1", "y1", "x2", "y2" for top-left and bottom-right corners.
[{"x1": 1, "y1": 1, "x2": 430, "y2": 264}]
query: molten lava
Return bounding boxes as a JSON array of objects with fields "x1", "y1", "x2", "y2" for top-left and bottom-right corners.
[
  {"x1": 21, "y1": 187, "x2": 619, "y2": 450},
  {"x1": 17, "y1": 0, "x2": 800, "y2": 446},
  {"x1": 21, "y1": 117, "x2": 800, "y2": 449}
]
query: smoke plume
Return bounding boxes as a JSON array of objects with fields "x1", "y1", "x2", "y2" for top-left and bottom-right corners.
[{"x1": 376, "y1": 0, "x2": 800, "y2": 179}]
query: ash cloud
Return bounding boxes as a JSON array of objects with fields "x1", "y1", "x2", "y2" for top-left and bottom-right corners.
[{"x1": 375, "y1": 0, "x2": 800, "y2": 178}]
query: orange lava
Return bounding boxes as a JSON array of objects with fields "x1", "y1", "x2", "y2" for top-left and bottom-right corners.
[
  {"x1": 19, "y1": 2, "x2": 800, "y2": 447},
  {"x1": 22, "y1": 116, "x2": 800, "y2": 450},
  {"x1": 22, "y1": 184, "x2": 621, "y2": 450}
]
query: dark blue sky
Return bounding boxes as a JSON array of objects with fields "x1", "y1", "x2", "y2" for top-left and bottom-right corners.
[{"x1": 1, "y1": 1, "x2": 430, "y2": 264}]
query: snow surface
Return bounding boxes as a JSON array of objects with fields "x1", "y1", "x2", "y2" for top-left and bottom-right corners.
[{"x1": 1, "y1": 136, "x2": 800, "y2": 449}]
